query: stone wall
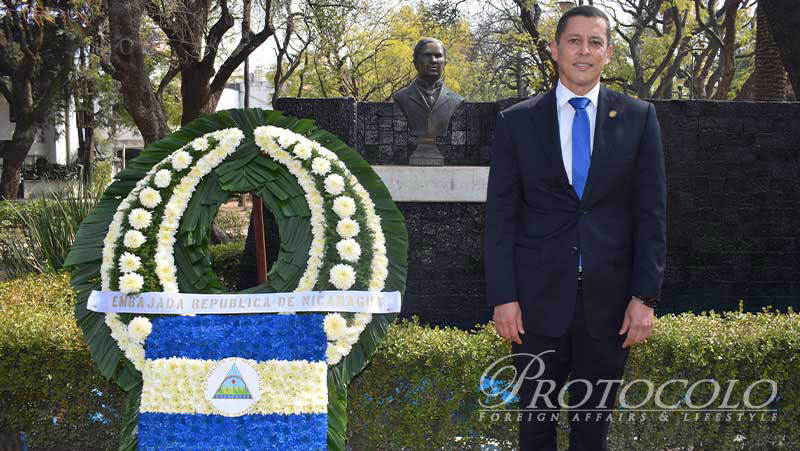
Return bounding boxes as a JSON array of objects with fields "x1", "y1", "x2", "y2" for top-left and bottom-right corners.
[{"x1": 258, "y1": 97, "x2": 800, "y2": 329}]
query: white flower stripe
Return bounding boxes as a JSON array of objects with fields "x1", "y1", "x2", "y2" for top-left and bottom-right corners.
[
  {"x1": 155, "y1": 129, "x2": 244, "y2": 292},
  {"x1": 253, "y1": 126, "x2": 389, "y2": 365},
  {"x1": 139, "y1": 357, "x2": 328, "y2": 415},
  {"x1": 99, "y1": 129, "x2": 243, "y2": 371},
  {"x1": 254, "y1": 127, "x2": 326, "y2": 293}
]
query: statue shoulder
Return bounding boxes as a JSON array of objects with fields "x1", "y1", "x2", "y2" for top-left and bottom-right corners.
[{"x1": 392, "y1": 82, "x2": 416, "y2": 101}]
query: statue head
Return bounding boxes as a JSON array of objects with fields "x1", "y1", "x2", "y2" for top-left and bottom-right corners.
[{"x1": 413, "y1": 38, "x2": 447, "y2": 83}]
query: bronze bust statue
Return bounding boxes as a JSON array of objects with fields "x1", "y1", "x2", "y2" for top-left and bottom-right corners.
[{"x1": 392, "y1": 38, "x2": 464, "y2": 165}]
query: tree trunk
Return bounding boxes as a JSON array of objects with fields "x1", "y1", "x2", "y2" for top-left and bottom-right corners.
[
  {"x1": 761, "y1": 0, "x2": 800, "y2": 97},
  {"x1": 0, "y1": 128, "x2": 36, "y2": 199},
  {"x1": 78, "y1": 127, "x2": 95, "y2": 185},
  {"x1": 180, "y1": 63, "x2": 220, "y2": 125},
  {"x1": 106, "y1": 0, "x2": 170, "y2": 146},
  {"x1": 752, "y1": 2, "x2": 786, "y2": 100},
  {"x1": 712, "y1": 0, "x2": 741, "y2": 100}
]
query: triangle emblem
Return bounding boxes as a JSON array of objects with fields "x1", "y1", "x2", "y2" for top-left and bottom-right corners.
[{"x1": 212, "y1": 362, "x2": 253, "y2": 399}]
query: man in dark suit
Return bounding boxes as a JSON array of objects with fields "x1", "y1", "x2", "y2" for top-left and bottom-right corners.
[{"x1": 484, "y1": 6, "x2": 666, "y2": 451}]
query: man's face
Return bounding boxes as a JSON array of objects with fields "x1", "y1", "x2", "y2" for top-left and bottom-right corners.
[
  {"x1": 549, "y1": 16, "x2": 612, "y2": 95},
  {"x1": 414, "y1": 41, "x2": 446, "y2": 81}
]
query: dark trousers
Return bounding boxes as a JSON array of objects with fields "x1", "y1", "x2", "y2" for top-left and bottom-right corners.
[{"x1": 512, "y1": 281, "x2": 630, "y2": 451}]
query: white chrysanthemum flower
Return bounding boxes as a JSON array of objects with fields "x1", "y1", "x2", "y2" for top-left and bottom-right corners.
[
  {"x1": 119, "y1": 252, "x2": 142, "y2": 273},
  {"x1": 336, "y1": 239, "x2": 361, "y2": 262},
  {"x1": 329, "y1": 264, "x2": 356, "y2": 290},
  {"x1": 123, "y1": 230, "x2": 146, "y2": 249},
  {"x1": 127, "y1": 316, "x2": 153, "y2": 343},
  {"x1": 323, "y1": 313, "x2": 348, "y2": 341},
  {"x1": 139, "y1": 187, "x2": 162, "y2": 209},
  {"x1": 332, "y1": 196, "x2": 356, "y2": 218},
  {"x1": 326, "y1": 342, "x2": 343, "y2": 365},
  {"x1": 171, "y1": 150, "x2": 192, "y2": 171},
  {"x1": 324, "y1": 174, "x2": 345, "y2": 196},
  {"x1": 336, "y1": 218, "x2": 360, "y2": 239},
  {"x1": 188, "y1": 166, "x2": 204, "y2": 179},
  {"x1": 195, "y1": 159, "x2": 212, "y2": 175},
  {"x1": 277, "y1": 130, "x2": 298, "y2": 148},
  {"x1": 126, "y1": 346, "x2": 146, "y2": 370},
  {"x1": 191, "y1": 137, "x2": 209, "y2": 151},
  {"x1": 310, "y1": 243, "x2": 325, "y2": 263},
  {"x1": 116, "y1": 333, "x2": 132, "y2": 350},
  {"x1": 293, "y1": 142, "x2": 312, "y2": 160},
  {"x1": 128, "y1": 208, "x2": 152, "y2": 230},
  {"x1": 371, "y1": 266, "x2": 389, "y2": 280},
  {"x1": 341, "y1": 326, "x2": 361, "y2": 345},
  {"x1": 155, "y1": 264, "x2": 174, "y2": 279},
  {"x1": 317, "y1": 147, "x2": 338, "y2": 161},
  {"x1": 154, "y1": 169, "x2": 172, "y2": 188},
  {"x1": 353, "y1": 313, "x2": 372, "y2": 327},
  {"x1": 307, "y1": 192, "x2": 324, "y2": 208},
  {"x1": 311, "y1": 157, "x2": 331, "y2": 176},
  {"x1": 119, "y1": 272, "x2": 144, "y2": 294}
]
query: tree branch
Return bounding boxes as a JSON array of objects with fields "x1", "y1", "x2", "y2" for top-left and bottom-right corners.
[
  {"x1": 26, "y1": 41, "x2": 75, "y2": 129},
  {"x1": 156, "y1": 63, "x2": 181, "y2": 101},
  {"x1": 645, "y1": 7, "x2": 686, "y2": 89},
  {"x1": 694, "y1": 0, "x2": 724, "y2": 48},
  {"x1": 209, "y1": 0, "x2": 274, "y2": 94}
]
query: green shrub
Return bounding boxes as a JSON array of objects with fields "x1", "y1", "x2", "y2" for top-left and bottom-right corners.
[
  {"x1": 0, "y1": 273, "x2": 125, "y2": 449},
  {"x1": 0, "y1": 200, "x2": 49, "y2": 230},
  {"x1": 1, "y1": 275, "x2": 798, "y2": 450},
  {"x1": 0, "y1": 184, "x2": 102, "y2": 279},
  {"x1": 209, "y1": 240, "x2": 245, "y2": 291},
  {"x1": 213, "y1": 209, "x2": 248, "y2": 241}
]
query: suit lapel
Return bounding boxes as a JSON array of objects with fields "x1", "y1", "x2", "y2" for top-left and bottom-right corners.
[
  {"x1": 582, "y1": 85, "x2": 615, "y2": 204},
  {"x1": 408, "y1": 81, "x2": 429, "y2": 111},
  {"x1": 532, "y1": 89, "x2": 575, "y2": 198},
  {"x1": 430, "y1": 85, "x2": 451, "y2": 114}
]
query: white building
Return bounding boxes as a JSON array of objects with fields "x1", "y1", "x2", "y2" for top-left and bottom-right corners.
[{"x1": 0, "y1": 77, "x2": 273, "y2": 196}]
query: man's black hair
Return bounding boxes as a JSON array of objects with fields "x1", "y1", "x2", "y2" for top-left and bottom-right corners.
[{"x1": 555, "y1": 5, "x2": 611, "y2": 45}]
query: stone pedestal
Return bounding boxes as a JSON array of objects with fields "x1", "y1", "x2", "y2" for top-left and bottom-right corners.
[{"x1": 409, "y1": 137, "x2": 444, "y2": 166}]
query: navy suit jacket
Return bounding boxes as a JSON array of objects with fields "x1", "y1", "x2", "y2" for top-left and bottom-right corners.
[{"x1": 484, "y1": 85, "x2": 666, "y2": 339}]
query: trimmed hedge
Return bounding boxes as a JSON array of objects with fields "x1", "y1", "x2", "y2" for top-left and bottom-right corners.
[
  {"x1": 209, "y1": 240, "x2": 246, "y2": 291},
  {"x1": 0, "y1": 273, "x2": 125, "y2": 449},
  {"x1": 1, "y1": 273, "x2": 798, "y2": 450}
]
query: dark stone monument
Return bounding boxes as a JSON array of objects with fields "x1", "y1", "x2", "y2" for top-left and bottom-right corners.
[{"x1": 391, "y1": 38, "x2": 464, "y2": 166}]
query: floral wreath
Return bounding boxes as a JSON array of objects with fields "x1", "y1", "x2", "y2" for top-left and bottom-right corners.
[{"x1": 66, "y1": 109, "x2": 408, "y2": 450}]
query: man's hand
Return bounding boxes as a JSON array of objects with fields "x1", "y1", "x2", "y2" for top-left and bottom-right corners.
[
  {"x1": 493, "y1": 301, "x2": 525, "y2": 344},
  {"x1": 619, "y1": 298, "x2": 654, "y2": 348}
]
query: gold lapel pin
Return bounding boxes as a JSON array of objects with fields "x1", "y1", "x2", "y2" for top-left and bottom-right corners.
[{"x1": 609, "y1": 110, "x2": 617, "y2": 118}]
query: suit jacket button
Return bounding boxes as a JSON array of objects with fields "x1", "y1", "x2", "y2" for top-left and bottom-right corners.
[
  {"x1": 579, "y1": 209, "x2": 587, "y2": 215},
  {"x1": 570, "y1": 246, "x2": 578, "y2": 254}
]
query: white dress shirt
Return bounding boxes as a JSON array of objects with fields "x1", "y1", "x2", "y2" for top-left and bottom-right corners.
[{"x1": 555, "y1": 80, "x2": 600, "y2": 185}]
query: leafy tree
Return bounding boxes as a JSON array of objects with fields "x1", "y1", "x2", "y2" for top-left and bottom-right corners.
[
  {"x1": 145, "y1": 0, "x2": 277, "y2": 125},
  {"x1": 601, "y1": 0, "x2": 692, "y2": 98},
  {"x1": 269, "y1": 0, "x2": 317, "y2": 104},
  {"x1": 471, "y1": 0, "x2": 555, "y2": 99},
  {"x1": 277, "y1": 2, "x2": 481, "y2": 101},
  {"x1": 0, "y1": 1, "x2": 98, "y2": 199},
  {"x1": 103, "y1": 0, "x2": 171, "y2": 145}
]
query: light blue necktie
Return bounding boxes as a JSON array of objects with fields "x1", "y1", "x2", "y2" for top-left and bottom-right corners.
[{"x1": 569, "y1": 97, "x2": 591, "y2": 272}]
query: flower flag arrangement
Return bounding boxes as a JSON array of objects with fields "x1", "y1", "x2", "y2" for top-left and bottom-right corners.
[{"x1": 65, "y1": 109, "x2": 408, "y2": 450}]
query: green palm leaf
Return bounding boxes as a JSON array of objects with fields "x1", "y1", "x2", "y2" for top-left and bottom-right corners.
[{"x1": 66, "y1": 108, "x2": 408, "y2": 450}]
